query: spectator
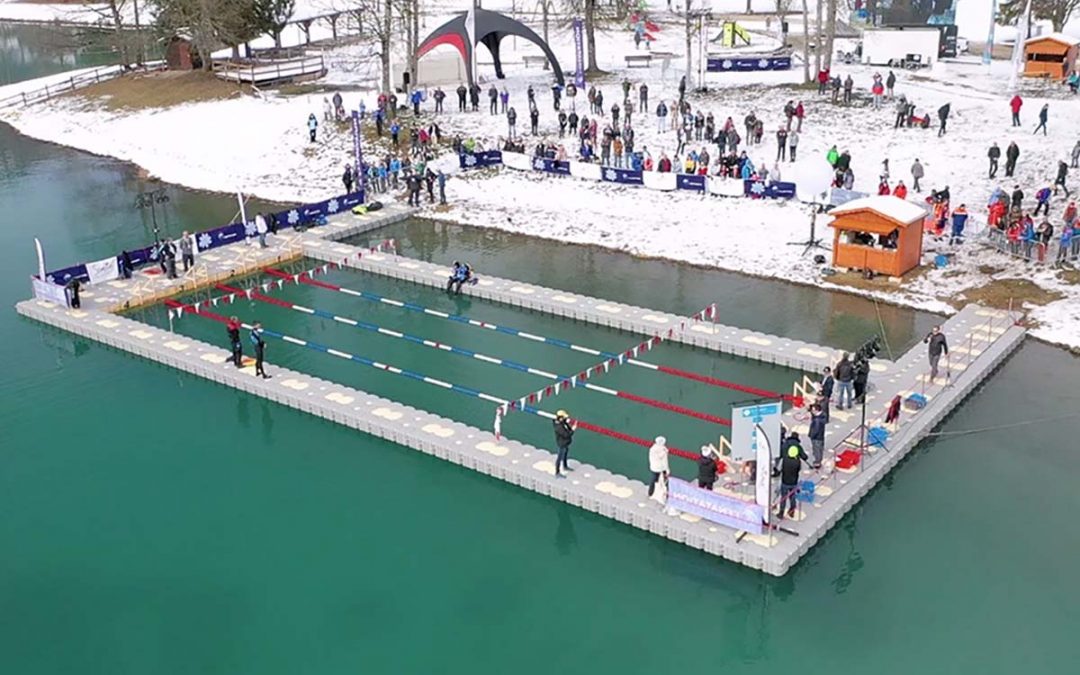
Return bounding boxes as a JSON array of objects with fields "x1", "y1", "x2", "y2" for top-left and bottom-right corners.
[{"x1": 647, "y1": 436, "x2": 670, "y2": 500}]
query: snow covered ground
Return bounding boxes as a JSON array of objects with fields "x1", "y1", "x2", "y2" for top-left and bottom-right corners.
[{"x1": 2, "y1": 2, "x2": 1080, "y2": 350}]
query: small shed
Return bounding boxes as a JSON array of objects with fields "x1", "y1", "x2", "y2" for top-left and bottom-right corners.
[
  {"x1": 1023, "y1": 33, "x2": 1079, "y2": 79},
  {"x1": 165, "y1": 35, "x2": 200, "y2": 71},
  {"x1": 828, "y1": 196, "x2": 926, "y2": 278}
]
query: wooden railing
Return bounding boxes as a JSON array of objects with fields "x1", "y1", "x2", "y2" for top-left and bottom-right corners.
[
  {"x1": 212, "y1": 53, "x2": 326, "y2": 85},
  {"x1": 0, "y1": 63, "x2": 165, "y2": 109}
]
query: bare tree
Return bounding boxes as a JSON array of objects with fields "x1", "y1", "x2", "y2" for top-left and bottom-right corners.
[
  {"x1": 347, "y1": 0, "x2": 398, "y2": 92},
  {"x1": 823, "y1": 0, "x2": 836, "y2": 72},
  {"x1": 251, "y1": 0, "x2": 295, "y2": 48},
  {"x1": 999, "y1": 0, "x2": 1080, "y2": 31},
  {"x1": 584, "y1": 0, "x2": 600, "y2": 73},
  {"x1": 800, "y1": 0, "x2": 810, "y2": 83},
  {"x1": 536, "y1": 0, "x2": 556, "y2": 70}
]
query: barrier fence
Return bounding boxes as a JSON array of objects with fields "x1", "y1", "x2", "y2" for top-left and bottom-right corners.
[
  {"x1": 0, "y1": 63, "x2": 165, "y2": 109},
  {"x1": 39, "y1": 190, "x2": 366, "y2": 288},
  {"x1": 459, "y1": 149, "x2": 801, "y2": 201}
]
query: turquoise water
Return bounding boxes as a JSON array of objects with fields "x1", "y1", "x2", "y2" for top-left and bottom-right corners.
[{"x1": 2, "y1": 25, "x2": 1078, "y2": 674}]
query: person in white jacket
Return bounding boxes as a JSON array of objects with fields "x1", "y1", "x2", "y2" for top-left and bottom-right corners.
[{"x1": 647, "y1": 436, "x2": 670, "y2": 498}]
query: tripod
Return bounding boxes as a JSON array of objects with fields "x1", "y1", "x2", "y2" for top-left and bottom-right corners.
[{"x1": 788, "y1": 202, "x2": 830, "y2": 256}]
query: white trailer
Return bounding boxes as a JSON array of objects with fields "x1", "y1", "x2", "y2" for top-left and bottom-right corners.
[{"x1": 860, "y1": 27, "x2": 941, "y2": 68}]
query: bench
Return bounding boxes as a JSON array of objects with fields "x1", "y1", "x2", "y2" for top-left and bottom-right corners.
[
  {"x1": 625, "y1": 54, "x2": 653, "y2": 68},
  {"x1": 523, "y1": 55, "x2": 548, "y2": 68}
]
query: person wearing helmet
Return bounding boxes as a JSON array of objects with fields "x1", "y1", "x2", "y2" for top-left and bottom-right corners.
[
  {"x1": 647, "y1": 436, "x2": 670, "y2": 498},
  {"x1": 553, "y1": 410, "x2": 577, "y2": 477},
  {"x1": 697, "y1": 444, "x2": 719, "y2": 491},
  {"x1": 774, "y1": 435, "x2": 807, "y2": 520}
]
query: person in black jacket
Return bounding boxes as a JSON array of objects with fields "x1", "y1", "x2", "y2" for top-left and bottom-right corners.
[
  {"x1": 988, "y1": 142, "x2": 1000, "y2": 178},
  {"x1": 1005, "y1": 141, "x2": 1020, "y2": 177},
  {"x1": 553, "y1": 410, "x2": 577, "y2": 477},
  {"x1": 853, "y1": 358, "x2": 870, "y2": 403},
  {"x1": 250, "y1": 322, "x2": 269, "y2": 379},
  {"x1": 227, "y1": 316, "x2": 243, "y2": 367},
  {"x1": 697, "y1": 445, "x2": 719, "y2": 490},
  {"x1": 818, "y1": 366, "x2": 834, "y2": 421},
  {"x1": 835, "y1": 353, "x2": 855, "y2": 410},
  {"x1": 924, "y1": 326, "x2": 949, "y2": 381},
  {"x1": 773, "y1": 442, "x2": 806, "y2": 520},
  {"x1": 808, "y1": 404, "x2": 827, "y2": 468}
]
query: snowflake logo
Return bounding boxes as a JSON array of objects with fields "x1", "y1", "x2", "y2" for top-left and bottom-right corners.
[
  {"x1": 533, "y1": 158, "x2": 545, "y2": 170},
  {"x1": 603, "y1": 168, "x2": 617, "y2": 181},
  {"x1": 722, "y1": 60, "x2": 733, "y2": 69},
  {"x1": 198, "y1": 233, "x2": 212, "y2": 250},
  {"x1": 287, "y1": 209, "x2": 300, "y2": 225},
  {"x1": 327, "y1": 198, "x2": 339, "y2": 213},
  {"x1": 751, "y1": 181, "x2": 766, "y2": 196},
  {"x1": 244, "y1": 220, "x2": 258, "y2": 236},
  {"x1": 759, "y1": 59, "x2": 769, "y2": 69},
  {"x1": 464, "y1": 154, "x2": 477, "y2": 167}
]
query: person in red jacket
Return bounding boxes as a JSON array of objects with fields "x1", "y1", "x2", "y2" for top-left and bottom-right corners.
[
  {"x1": 1010, "y1": 94, "x2": 1023, "y2": 127},
  {"x1": 878, "y1": 176, "x2": 890, "y2": 195},
  {"x1": 794, "y1": 100, "x2": 805, "y2": 131},
  {"x1": 817, "y1": 68, "x2": 830, "y2": 95},
  {"x1": 893, "y1": 181, "x2": 908, "y2": 199}
]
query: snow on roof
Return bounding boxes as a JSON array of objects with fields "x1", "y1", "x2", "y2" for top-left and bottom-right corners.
[
  {"x1": 1024, "y1": 32, "x2": 1080, "y2": 47},
  {"x1": 829, "y1": 196, "x2": 927, "y2": 225}
]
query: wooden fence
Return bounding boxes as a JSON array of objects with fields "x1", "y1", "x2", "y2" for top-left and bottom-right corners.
[{"x1": 0, "y1": 63, "x2": 165, "y2": 109}]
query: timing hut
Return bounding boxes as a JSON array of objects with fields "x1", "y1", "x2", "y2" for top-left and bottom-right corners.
[
  {"x1": 828, "y1": 196, "x2": 926, "y2": 278},
  {"x1": 1023, "y1": 33, "x2": 1079, "y2": 79}
]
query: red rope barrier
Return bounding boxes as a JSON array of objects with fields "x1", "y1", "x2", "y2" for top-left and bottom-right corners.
[
  {"x1": 615, "y1": 391, "x2": 731, "y2": 426},
  {"x1": 655, "y1": 365, "x2": 796, "y2": 402}
]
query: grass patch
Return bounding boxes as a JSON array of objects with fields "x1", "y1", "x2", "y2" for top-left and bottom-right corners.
[
  {"x1": 950, "y1": 278, "x2": 1064, "y2": 310},
  {"x1": 977, "y1": 264, "x2": 1006, "y2": 276},
  {"x1": 1057, "y1": 268, "x2": 1080, "y2": 285},
  {"x1": 68, "y1": 70, "x2": 252, "y2": 110},
  {"x1": 825, "y1": 265, "x2": 931, "y2": 291}
]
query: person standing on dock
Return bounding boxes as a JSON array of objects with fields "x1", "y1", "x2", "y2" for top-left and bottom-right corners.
[
  {"x1": 227, "y1": 316, "x2": 243, "y2": 368},
  {"x1": 818, "y1": 366, "x2": 834, "y2": 420},
  {"x1": 697, "y1": 444, "x2": 718, "y2": 491},
  {"x1": 774, "y1": 444, "x2": 804, "y2": 520},
  {"x1": 250, "y1": 322, "x2": 269, "y2": 379},
  {"x1": 835, "y1": 353, "x2": 854, "y2": 410},
  {"x1": 255, "y1": 213, "x2": 269, "y2": 248},
  {"x1": 553, "y1": 410, "x2": 576, "y2": 477},
  {"x1": 924, "y1": 326, "x2": 949, "y2": 381},
  {"x1": 647, "y1": 436, "x2": 670, "y2": 499},
  {"x1": 179, "y1": 231, "x2": 195, "y2": 272},
  {"x1": 808, "y1": 404, "x2": 827, "y2": 469}
]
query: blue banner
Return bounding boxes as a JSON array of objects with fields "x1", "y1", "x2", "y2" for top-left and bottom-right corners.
[
  {"x1": 44, "y1": 189, "x2": 365, "y2": 283},
  {"x1": 532, "y1": 156, "x2": 572, "y2": 175},
  {"x1": 676, "y1": 174, "x2": 707, "y2": 192},
  {"x1": 351, "y1": 110, "x2": 365, "y2": 193},
  {"x1": 667, "y1": 477, "x2": 765, "y2": 534},
  {"x1": 573, "y1": 18, "x2": 586, "y2": 89},
  {"x1": 707, "y1": 56, "x2": 792, "y2": 72},
  {"x1": 600, "y1": 166, "x2": 643, "y2": 185},
  {"x1": 744, "y1": 180, "x2": 797, "y2": 200},
  {"x1": 459, "y1": 150, "x2": 504, "y2": 169}
]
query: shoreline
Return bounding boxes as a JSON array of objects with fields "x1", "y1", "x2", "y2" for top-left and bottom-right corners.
[{"x1": 7, "y1": 115, "x2": 1077, "y2": 355}]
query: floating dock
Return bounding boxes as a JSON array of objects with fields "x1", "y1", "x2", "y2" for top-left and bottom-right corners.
[{"x1": 16, "y1": 205, "x2": 1026, "y2": 575}]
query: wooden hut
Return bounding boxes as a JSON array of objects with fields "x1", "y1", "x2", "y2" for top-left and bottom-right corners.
[
  {"x1": 165, "y1": 35, "x2": 200, "y2": 71},
  {"x1": 1023, "y1": 33, "x2": 1079, "y2": 79},
  {"x1": 828, "y1": 196, "x2": 926, "y2": 278}
]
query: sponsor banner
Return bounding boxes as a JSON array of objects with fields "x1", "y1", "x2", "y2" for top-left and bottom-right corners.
[
  {"x1": 710, "y1": 177, "x2": 747, "y2": 197},
  {"x1": 600, "y1": 166, "x2": 644, "y2": 185},
  {"x1": 531, "y1": 156, "x2": 572, "y2": 175},
  {"x1": 706, "y1": 56, "x2": 792, "y2": 72},
  {"x1": 85, "y1": 256, "x2": 120, "y2": 284},
  {"x1": 667, "y1": 477, "x2": 765, "y2": 534},
  {"x1": 502, "y1": 151, "x2": 533, "y2": 171},
  {"x1": 744, "y1": 180, "x2": 798, "y2": 199},
  {"x1": 677, "y1": 174, "x2": 707, "y2": 192},
  {"x1": 31, "y1": 276, "x2": 69, "y2": 306},
  {"x1": 46, "y1": 263, "x2": 89, "y2": 285},
  {"x1": 459, "y1": 150, "x2": 503, "y2": 169},
  {"x1": 573, "y1": 18, "x2": 586, "y2": 89},
  {"x1": 731, "y1": 401, "x2": 783, "y2": 461}
]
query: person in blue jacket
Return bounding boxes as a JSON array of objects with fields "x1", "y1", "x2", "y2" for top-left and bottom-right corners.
[
  {"x1": 1057, "y1": 226, "x2": 1073, "y2": 264},
  {"x1": 446, "y1": 261, "x2": 473, "y2": 294},
  {"x1": 949, "y1": 204, "x2": 969, "y2": 245},
  {"x1": 1022, "y1": 217, "x2": 1037, "y2": 260},
  {"x1": 411, "y1": 89, "x2": 422, "y2": 115},
  {"x1": 1034, "y1": 186, "x2": 1052, "y2": 216}
]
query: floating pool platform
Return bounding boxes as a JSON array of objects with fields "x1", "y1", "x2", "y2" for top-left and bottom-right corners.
[{"x1": 16, "y1": 205, "x2": 1026, "y2": 575}]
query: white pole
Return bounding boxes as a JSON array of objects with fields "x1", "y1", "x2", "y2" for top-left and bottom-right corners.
[{"x1": 237, "y1": 192, "x2": 250, "y2": 244}]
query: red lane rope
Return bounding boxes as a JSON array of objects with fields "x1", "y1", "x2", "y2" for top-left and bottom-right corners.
[
  {"x1": 615, "y1": 391, "x2": 731, "y2": 426},
  {"x1": 163, "y1": 298, "x2": 721, "y2": 469},
  {"x1": 656, "y1": 365, "x2": 797, "y2": 403}
]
